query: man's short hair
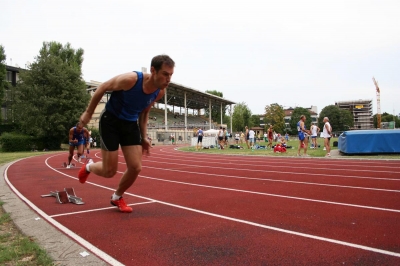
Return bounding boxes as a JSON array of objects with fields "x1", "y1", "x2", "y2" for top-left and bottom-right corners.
[
  {"x1": 151, "y1": 55, "x2": 175, "y2": 72},
  {"x1": 300, "y1": 115, "x2": 305, "y2": 120}
]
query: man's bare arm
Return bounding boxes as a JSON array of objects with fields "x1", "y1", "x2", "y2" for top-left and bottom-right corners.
[{"x1": 81, "y1": 72, "x2": 138, "y2": 125}]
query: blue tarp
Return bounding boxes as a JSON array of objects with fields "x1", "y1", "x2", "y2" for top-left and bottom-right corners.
[{"x1": 338, "y1": 129, "x2": 400, "y2": 154}]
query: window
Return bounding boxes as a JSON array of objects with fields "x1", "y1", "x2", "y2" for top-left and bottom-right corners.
[{"x1": 6, "y1": 71, "x2": 12, "y2": 82}]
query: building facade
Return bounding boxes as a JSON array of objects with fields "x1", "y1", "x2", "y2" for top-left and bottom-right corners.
[
  {"x1": 335, "y1": 100, "x2": 373, "y2": 130},
  {"x1": 1, "y1": 65, "x2": 21, "y2": 123}
]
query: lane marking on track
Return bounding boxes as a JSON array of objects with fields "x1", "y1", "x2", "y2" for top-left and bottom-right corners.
[
  {"x1": 4, "y1": 158, "x2": 124, "y2": 266},
  {"x1": 156, "y1": 152, "x2": 400, "y2": 170},
  {"x1": 138, "y1": 175, "x2": 400, "y2": 213},
  {"x1": 141, "y1": 159, "x2": 400, "y2": 182},
  {"x1": 141, "y1": 165, "x2": 400, "y2": 193},
  {"x1": 121, "y1": 190, "x2": 400, "y2": 258},
  {"x1": 151, "y1": 151, "x2": 400, "y2": 172},
  {"x1": 50, "y1": 200, "x2": 156, "y2": 218}
]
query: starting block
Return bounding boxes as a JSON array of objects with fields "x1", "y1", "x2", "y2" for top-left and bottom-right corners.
[{"x1": 41, "y1": 187, "x2": 84, "y2": 204}]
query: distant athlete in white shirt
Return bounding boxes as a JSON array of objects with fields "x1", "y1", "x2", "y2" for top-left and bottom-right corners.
[
  {"x1": 248, "y1": 129, "x2": 255, "y2": 148},
  {"x1": 310, "y1": 123, "x2": 320, "y2": 149},
  {"x1": 322, "y1": 117, "x2": 333, "y2": 157}
]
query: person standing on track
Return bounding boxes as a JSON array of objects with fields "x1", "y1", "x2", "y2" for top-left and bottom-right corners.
[
  {"x1": 244, "y1": 126, "x2": 250, "y2": 149},
  {"x1": 322, "y1": 117, "x2": 333, "y2": 157},
  {"x1": 218, "y1": 126, "x2": 224, "y2": 149},
  {"x1": 310, "y1": 123, "x2": 320, "y2": 149},
  {"x1": 196, "y1": 127, "x2": 203, "y2": 150},
  {"x1": 78, "y1": 54, "x2": 175, "y2": 213},
  {"x1": 297, "y1": 115, "x2": 311, "y2": 157},
  {"x1": 267, "y1": 125, "x2": 273, "y2": 149},
  {"x1": 67, "y1": 122, "x2": 90, "y2": 168}
]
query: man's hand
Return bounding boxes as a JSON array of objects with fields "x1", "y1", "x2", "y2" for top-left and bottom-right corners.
[{"x1": 141, "y1": 138, "x2": 152, "y2": 155}]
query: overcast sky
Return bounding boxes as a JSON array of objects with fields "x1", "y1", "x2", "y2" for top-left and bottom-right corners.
[{"x1": 2, "y1": 0, "x2": 399, "y2": 115}]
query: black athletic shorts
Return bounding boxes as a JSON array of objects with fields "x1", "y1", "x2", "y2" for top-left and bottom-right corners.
[
  {"x1": 197, "y1": 136, "x2": 203, "y2": 143},
  {"x1": 99, "y1": 110, "x2": 141, "y2": 151}
]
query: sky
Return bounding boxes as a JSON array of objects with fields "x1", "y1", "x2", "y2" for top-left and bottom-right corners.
[{"x1": 2, "y1": 0, "x2": 399, "y2": 116}]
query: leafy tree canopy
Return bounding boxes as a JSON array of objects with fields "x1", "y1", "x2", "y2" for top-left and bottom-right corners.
[
  {"x1": 318, "y1": 105, "x2": 353, "y2": 132},
  {"x1": 373, "y1": 112, "x2": 400, "y2": 128},
  {"x1": 14, "y1": 41, "x2": 90, "y2": 149},
  {"x1": 264, "y1": 103, "x2": 285, "y2": 134},
  {"x1": 232, "y1": 102, "x2": 252, "y2": 132}
]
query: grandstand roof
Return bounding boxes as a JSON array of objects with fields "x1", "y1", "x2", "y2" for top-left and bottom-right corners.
[
  {"x1": 163, "y1": 82, "x2": 236, "y2": 110},
  {"x1": 86, "y1": 81, "x2": 236, "y2": 110}
]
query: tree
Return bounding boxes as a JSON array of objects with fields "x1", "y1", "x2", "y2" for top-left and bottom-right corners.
[
  {"x1": 250, "y1": 114, "x2": 260, "y2": 128},
  {"x1": 0, "y1": 45, "x2": 7, "y2": 111},
  {"x1": 289, "y1": 107, "x2": 312, "y2": 135},
  {"x1": 14, "y1": 41, "x2": 90, "y2": 149},
  {"x1": 264, "y1": 103, "x2": 285, "y2": 133},
  {"x1": 373, "y1": 112, "x2": 400, "y2": 128},
  {"x1": 318, "y1": 105, "x2": 353, "y2": 132},
  {"x1": 232, "y1": 102, "x2": 252, "y2": 131},
  {"x1": 205, "y1": 90, "x2": 226, "y2": 124}
]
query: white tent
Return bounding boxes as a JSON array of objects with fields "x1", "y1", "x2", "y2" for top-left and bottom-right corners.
[{"x1": 203, "y1": 129, "x2": 220, "y2": 136}]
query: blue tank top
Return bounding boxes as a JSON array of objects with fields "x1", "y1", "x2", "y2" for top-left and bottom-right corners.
[
  {"x1": 297, "y1": 121, "x2": 307, "y2": 133},
  {"x1": 105, "y1": 72, "x2": 160, "y2": 121},
  {"x1": 73, "y1": 127, "x2": 85, "y2": 141}
]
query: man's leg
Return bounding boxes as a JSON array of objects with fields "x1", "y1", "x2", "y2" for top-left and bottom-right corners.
[
  {"x1": 92, "y1": 149, "x2": 119, "y2": 176},
  {"x1": 303, "y1": 138, "x2": 308, "y2": 155},
  {"x1": 77, "y1": 144, "x2": 84, "y2": 162},
  {"x1": 115, "y1": 145, "x2": 142, "y2": 196},
  {"x1": 67, "y1": 145, "x2": 75, "y2": 165},
  {"x1": 325, "y1": 138, "x2": 331, "y2": 155},
  {"x1": 297, "y1": 139, "x2": 302, "y2": 155}
]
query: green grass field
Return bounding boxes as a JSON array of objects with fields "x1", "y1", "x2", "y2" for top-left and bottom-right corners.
[{"x1": 180, "y1": 137, "x2": 400, "y2": 159}]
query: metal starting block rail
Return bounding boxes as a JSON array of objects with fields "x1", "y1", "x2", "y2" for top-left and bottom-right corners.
[{"x1": 41, "y1": 187, "x2": 84, "y2": 205}]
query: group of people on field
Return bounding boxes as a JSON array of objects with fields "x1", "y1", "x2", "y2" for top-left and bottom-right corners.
[{"x1": 296, "y1": 115, "x2": 333, "y2": 157}]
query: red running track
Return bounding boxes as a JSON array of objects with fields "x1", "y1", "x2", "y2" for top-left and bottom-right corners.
[{"x1": 4, "y1": 146, "x2": 400, "y2": 265}]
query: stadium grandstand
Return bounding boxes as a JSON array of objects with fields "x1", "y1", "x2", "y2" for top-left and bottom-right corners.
[{"x1": 86, "y1": 80, "x2": 236, "y2": 144}]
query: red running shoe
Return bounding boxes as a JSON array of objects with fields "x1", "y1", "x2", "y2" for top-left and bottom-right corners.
[
  {"x1": 110, "y1": 197, "x2": 132, "y2": 213},
  {"x1": 78, "y1": 164, "x2": 90, "y2": 184}
]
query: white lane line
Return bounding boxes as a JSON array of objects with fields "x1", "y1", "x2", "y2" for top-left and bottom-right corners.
[
  {"x1": 139, "y1": 175, "x2": 400, "y2": 213},
  {"x1": 4, "y1": 158, "x2": 124, "y2": 266},
  {"x1": 122, "y1": 191, "x2": 400, "y2": 258},
  {"x1": 50, "y1": 201, "x2": 156, "y2": 218},
  {"x1": 147, "y1": 153, "x2": 400, "y2": 173},
  {"x1": 142, "y1": 159, "x2": 400, "y2": 182},
  {"x1": 142, "y1": 165, "x2": 400, "y2": 193}
]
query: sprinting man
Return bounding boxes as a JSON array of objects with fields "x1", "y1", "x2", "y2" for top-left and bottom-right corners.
[
  {"x1": 322, "y1": 117, "x2": 333, "y2": 157},
  {"x1": 297, "y1": 115, "x2": 311, "y2": 156},
  {"x1": 78, "y1": 54, "x2": 175, "y2": 213},
  {"x1": 196, "y1": 127, "x2": 203, "y2": 150},
  {"x1": 67, "y1": 122, "x2": 89, "y2": 168}
]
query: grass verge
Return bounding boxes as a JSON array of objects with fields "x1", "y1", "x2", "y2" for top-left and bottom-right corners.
[{"x1": 1, "y1": 151, "x2": 55, "y2": 265}]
